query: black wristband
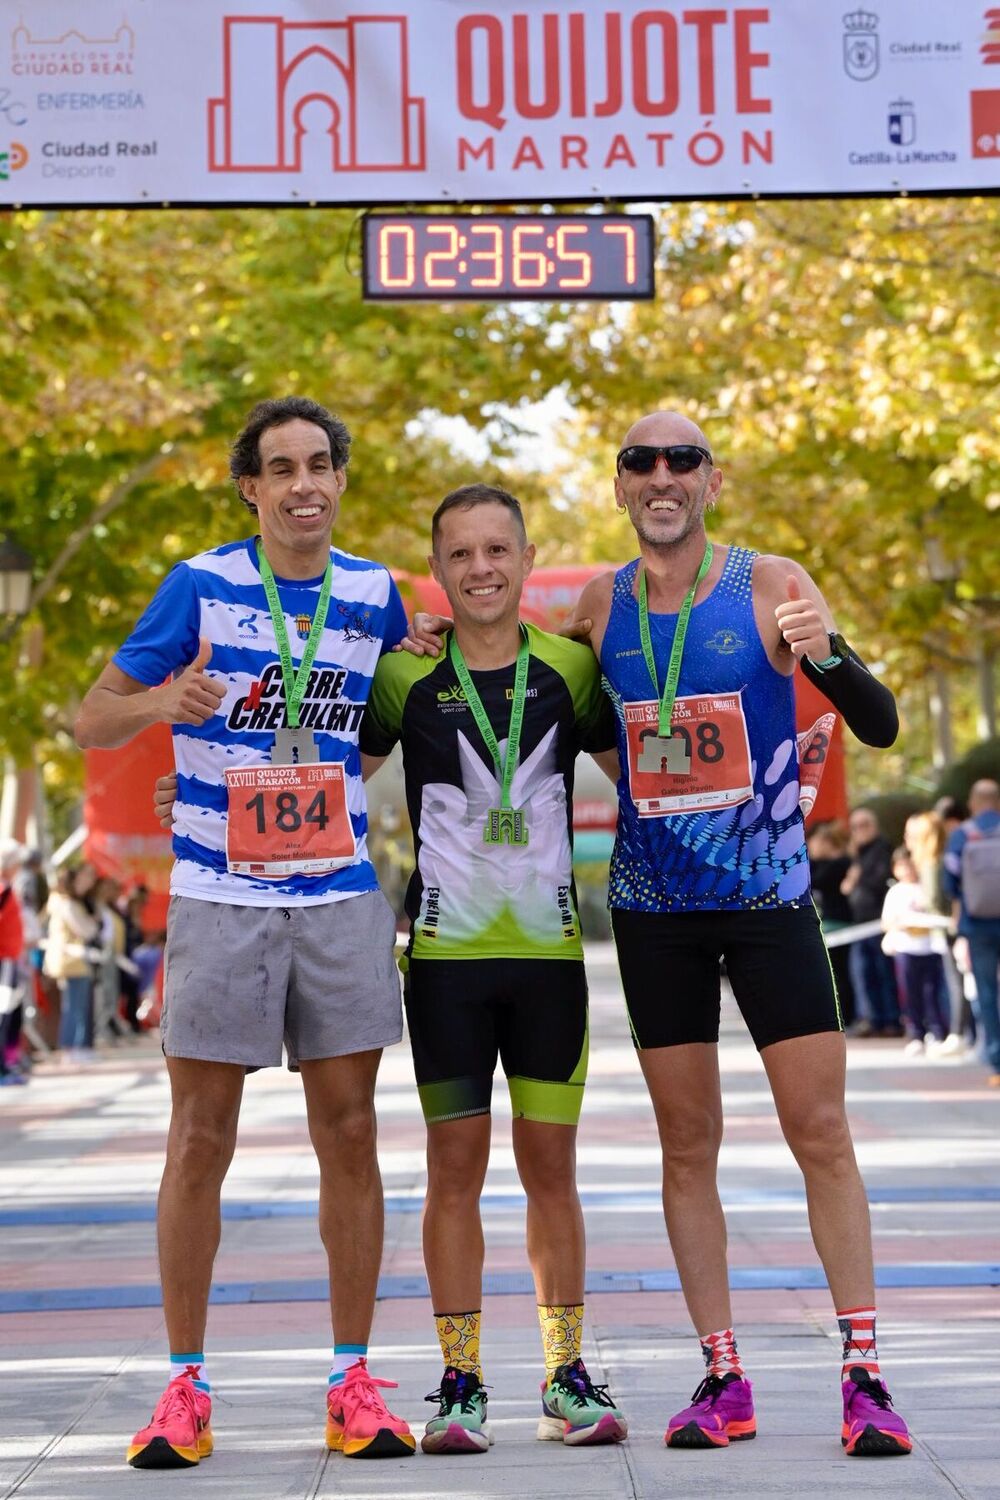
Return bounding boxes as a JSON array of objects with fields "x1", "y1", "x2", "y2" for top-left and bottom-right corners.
[{"x1": 799, "y1": 646, "x2": 898, "y2": 748}]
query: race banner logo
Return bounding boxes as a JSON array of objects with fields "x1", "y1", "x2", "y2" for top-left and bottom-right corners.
[
  {"x1": 843, "y1": 8, "x2": 880, "y2": 80},
  {"x1": 888, "y1": 98, "x2": 915, "y2": 145},
  {"x1": 981, "y1": 8, "x2": 1000, "y2": 63},
  {"x1": 0, "y1": 139, "x2": 27, "y2": 178},
  {"x1": 970, "y1": 88, "x2": 1000, "y2": 153},
  {"x1": 208, "y1": 13, "x2": 426, "y2": 174},
  {"x1": 11, "y1": 17, "x2": 135, "y2": 77}
]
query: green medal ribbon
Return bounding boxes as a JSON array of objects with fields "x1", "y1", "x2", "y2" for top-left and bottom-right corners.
[
  {"x1": 256, "y1": 539, "x2": 333, "y2": 730},
  {"x1": 448, "y1": 627, "x2": 530, "y2": 846},
  {"x1": 637, "y1": 541, "x2": 713, "y2": 737}
]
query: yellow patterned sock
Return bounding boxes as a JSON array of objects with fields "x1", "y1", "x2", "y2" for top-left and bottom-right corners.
[
  {"x1": 538, "y1": 1303, "x2": 584, "y2": 1375},
  {"x1": 434, "y1": 1309, "x2": 482, "y2": 1377}
]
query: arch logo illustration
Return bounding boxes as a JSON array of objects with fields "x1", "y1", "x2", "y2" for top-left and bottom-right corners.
[{"x1": 208, "y1": 13, "x2": 426, "y2": 175}]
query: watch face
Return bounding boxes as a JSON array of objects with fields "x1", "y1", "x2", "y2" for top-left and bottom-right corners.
[{"x1": 830, "y1": 632, "x2": 849, "y2": 657}]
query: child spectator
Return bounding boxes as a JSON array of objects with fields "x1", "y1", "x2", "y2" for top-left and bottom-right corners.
[{"x1": 881, "y1": 847, "x2": 950, "y2": 1055}]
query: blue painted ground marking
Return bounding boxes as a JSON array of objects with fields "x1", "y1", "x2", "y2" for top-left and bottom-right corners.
[
  {"x1": 2, "y1": 1263, "x2": 999, "y2": 1314},
  {"x1": 2, "y1": 1183, "x2": 998, "y2": 1228}
]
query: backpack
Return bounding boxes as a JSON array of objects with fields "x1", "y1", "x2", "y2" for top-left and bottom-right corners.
[{"x1": 961, "y1": 822, "x2": 1000, "y2": 919}]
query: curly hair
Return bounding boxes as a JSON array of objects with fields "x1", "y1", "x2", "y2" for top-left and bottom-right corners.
[{"x1": 229, "y1": 397, "x2": 351, "y2": 514}]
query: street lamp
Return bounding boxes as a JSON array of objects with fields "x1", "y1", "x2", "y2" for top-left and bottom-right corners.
[{"x1": 0, "y1": 535, "x2": 33, "y2": 618}]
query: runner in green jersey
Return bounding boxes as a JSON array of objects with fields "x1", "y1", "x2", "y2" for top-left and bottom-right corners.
[
  {"x1": 154, "y1": 483, "x2": 628, "y2": 1450},
  {"x1": 361, "y1": 485, "x2": 628, "y2": 1453}
]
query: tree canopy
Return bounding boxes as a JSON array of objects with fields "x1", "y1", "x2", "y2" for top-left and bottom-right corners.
[{"x1": 1, "y1": 196, "x2": 996, "y2": 818}]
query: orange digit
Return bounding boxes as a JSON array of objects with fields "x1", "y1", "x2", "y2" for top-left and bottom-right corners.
[
  {"x1": 512, "y1": 224, "x2": 547, "y2": 288},
  {"x1": 424, "y1": 222, "x2": 460, "y2": 288},
  {"x1": 602, "y1": 223, "x2": 637, "y2": 284},
  {"x1": 378, "y1": 224, "x2": 415, "y2": 288},
  {"x1": 469, "y1": 223, "x2": 503, "y2": 287},
  {"x1": 554, "y1": 224, "x2": 592, "y2": 289}
]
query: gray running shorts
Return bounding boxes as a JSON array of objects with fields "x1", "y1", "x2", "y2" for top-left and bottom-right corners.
[{"x1": 161, "y1": 889, "x2": 402, "y2": 1069}]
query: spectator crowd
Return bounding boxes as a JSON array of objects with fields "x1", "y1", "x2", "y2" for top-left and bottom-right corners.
[
  {"x1": 808, "y1": 778, "x2": 1000, "y2": 1085},
  {"x1": 0, "y1": 840, "x2": 164, "y2": 1086},
  {"x1": 1, "y1": 776, "x2": 997, "y2": 1090}
]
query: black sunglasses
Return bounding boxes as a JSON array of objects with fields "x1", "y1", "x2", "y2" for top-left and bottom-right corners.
[{"x1": 616, "y1": 444, "x2": 712, "y2": 475}]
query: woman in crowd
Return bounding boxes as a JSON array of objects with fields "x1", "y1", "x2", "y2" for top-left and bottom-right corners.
[{"x1": 43, "y1": 866, "x2": 99, "y2": 1061}]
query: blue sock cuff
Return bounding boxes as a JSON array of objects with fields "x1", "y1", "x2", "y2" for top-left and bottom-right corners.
[{"x1": 333, "y1": 1344, "x2": 367, "y2": 1356}]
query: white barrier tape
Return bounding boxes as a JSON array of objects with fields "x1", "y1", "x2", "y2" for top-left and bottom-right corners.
[{"x1": 824, "y1": 919, "x2": 886, "y2": 949}]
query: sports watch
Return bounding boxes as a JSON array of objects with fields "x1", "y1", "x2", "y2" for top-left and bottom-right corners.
[{"x1": 807, "y1": 632, "x2": 850, "y2": 672}]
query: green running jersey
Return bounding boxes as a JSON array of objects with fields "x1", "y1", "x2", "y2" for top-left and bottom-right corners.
[{"x1": 361, "y1": 623, "x2": 615, "y2": 961}]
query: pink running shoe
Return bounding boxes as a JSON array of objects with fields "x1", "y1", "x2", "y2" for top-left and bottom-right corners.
[
  {"x1": 325, "y1": 1358, "x2": 416, "y2": 1459},
  {"x1": 126, "y1": 1374, "x2": 213, "y2": 1469},
  {"x1": 841, "y1": 1367, "x2": 912, "y2": 1456},
  {"x1": 665, "y1": 1373, "x2": 756, "y2": 1449}
]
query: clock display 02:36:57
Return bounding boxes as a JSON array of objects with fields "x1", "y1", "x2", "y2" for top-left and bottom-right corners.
[{"x1": 362, "y1": 213, "x2": 655, "y2": 300}]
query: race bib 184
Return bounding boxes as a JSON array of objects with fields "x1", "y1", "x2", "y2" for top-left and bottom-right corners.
[
  {"x1": 625, "y1": 692, "x2": 753, "y2": 816},
  {"x1": 224, "y1": 762, "x2": 356, "y2": 878}
]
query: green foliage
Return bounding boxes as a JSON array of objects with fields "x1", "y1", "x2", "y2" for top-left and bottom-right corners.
[
  {"x1": 933, "y1": 736, "x2": 1000, "y2": 805},
  {"x1": 0, "y1": 206, "x2": 566, "y2": 765},
  {"x1": 859, "y1": 793, "x2": 929, "y2": 849},
  {"x1": 1, "y1": 198, "x2": 996, "y2": 815},
  {"x1": 536, "y1": 197, "x2": 999, "y2": 783}
]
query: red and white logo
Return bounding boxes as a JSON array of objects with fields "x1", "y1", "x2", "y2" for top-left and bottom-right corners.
[
  {"x1": 971, "y1": 89, "x2": 1000, "y2": 154},
  {"x1": 208, "y1": 13, "x2": 426, "y2": 174},
  {"x1": 981, "y1": 8, "x2": 1000, "y2": 63}
]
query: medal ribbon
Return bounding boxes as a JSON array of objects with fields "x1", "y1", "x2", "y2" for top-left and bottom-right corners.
[
  {"x1": 448, "y1": 627, "x2": 530, "y2": 811},
  {"x1": 638, "y1": 541, "x2": 713, "y2": 737},
  {"x1": 256, "y1": 539, "x2": 333, "y2": 730}
]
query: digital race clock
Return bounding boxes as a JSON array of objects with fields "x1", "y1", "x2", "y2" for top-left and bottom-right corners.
[{"x1": 362, "y1": 213, "x2": 655, "y2": 301}]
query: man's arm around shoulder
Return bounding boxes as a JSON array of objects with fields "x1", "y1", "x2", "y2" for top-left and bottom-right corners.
[{"x1": 565, "y1": 571, "x2": 616, "y2": 657}]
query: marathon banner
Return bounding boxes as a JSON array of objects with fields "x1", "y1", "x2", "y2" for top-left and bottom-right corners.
[{"x1": 0, "y1": 1, "x2": 997, "y2": 208}]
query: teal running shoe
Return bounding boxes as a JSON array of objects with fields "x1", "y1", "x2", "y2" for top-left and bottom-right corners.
[
  {"x1": 538, "y1": 1358, "x2": 628, "y2": 1446},
  {"x1": 421, "y1": 1367, "x2": 491, "y2": 1454}
]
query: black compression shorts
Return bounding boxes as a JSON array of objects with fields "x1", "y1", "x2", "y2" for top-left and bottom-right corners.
[
  {"x1": 611, "y1": 905, "x2": 842, "y2": 1051},
  {"x1": 404, "y1": 957, "x2": 588, "y2": 1126}
]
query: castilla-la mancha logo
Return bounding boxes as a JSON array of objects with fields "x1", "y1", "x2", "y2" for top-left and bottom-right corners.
[
  {"x1": 208, "y1": 13, "x2": 426, "y2": 174},
  {"x1": 842, "y1": 8, "x2": 880, "y2": 81}
]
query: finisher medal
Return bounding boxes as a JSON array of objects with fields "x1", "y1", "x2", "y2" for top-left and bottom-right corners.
[
  {"x1": 637, "y1": 540, "x2": 713, "y2": 777},
  {"x1": 272, "y1": 727, "x2": 320, "y2": 765},
  {"x1": 637, "y1": 730, "x2": 691, "y2": 775},
  {"x1": 256, "y1": 540, "x2": 332, "y2": 763},
  {"x1": 448, "y1": 629, "x2": 530, "y2": 848}
]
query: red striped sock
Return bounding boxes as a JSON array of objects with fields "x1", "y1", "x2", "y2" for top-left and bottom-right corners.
[
  {"x1": 699, "y1": 1327, "x2": 744, "y2": 1379},
  {"x1": 837, "y1": 1306, "x2": 880, "y2": 1377}
]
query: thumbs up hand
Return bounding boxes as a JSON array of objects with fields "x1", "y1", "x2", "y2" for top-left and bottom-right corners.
[
  {"x1": 774, "y1": 575, "x2": 830, "y2": 662},
  {"x1": 155, "y1": 637, "x2": 227, "y2": 726}
]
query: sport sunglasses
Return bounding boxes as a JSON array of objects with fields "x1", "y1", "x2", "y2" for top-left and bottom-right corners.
[{"x1": 616, "y1": 444, "x2": 712, "y2": 475}]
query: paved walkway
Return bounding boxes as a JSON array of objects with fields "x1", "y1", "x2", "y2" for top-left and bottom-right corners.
[{"x1": 2, "y1": 944, "x2": 998, "y2": 1499}]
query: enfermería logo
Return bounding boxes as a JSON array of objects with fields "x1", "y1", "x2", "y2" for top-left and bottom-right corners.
[{"x1": 228, "y1": 663, "x2": 364, "y2": 734}]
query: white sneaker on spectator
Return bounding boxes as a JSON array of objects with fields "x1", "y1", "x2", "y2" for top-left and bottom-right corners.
[
  {"x1": 927, "y1": 1033, "x2": 967, "y2": 1060},
  {"x1": 902, "y1": 1037, "x2": 924, "y2": 1058}
]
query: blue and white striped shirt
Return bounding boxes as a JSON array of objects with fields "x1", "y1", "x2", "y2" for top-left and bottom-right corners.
[{"x1": 114, "y1": 536, "x2": 407, "y2": 906}]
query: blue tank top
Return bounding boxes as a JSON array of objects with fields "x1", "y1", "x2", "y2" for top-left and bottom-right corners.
[{"x1": 601, "y1": 546, "x2": 811, "y2": 912}]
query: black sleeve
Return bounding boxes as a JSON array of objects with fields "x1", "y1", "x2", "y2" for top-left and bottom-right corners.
[{"x1": 799, "y1": 648, "x2": 898, "y2": 749}]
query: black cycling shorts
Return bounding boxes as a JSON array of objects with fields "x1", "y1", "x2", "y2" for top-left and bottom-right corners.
[
  {"x1": 403, "y1": 957, "x2": 588, "y2": 1126},
  {"x1": 611, "y1": 905, "x2": 842, "y2": 1052}
]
